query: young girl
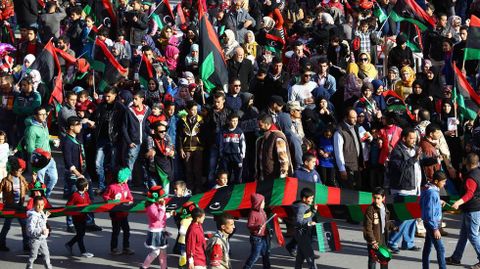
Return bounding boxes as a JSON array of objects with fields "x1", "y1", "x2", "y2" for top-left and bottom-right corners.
[
  {"x1": 0, "y1": 130, "x2": 9, "y2": 187},
  {"x1": 317, "y1": 125, "x2": 336, "y2": 186},
  {"x1": 186, "y1": 207, "x2": 207, "y2": 268},
  {"x1": 140, "y1": 185, "x2": 170, "y2": 269}
]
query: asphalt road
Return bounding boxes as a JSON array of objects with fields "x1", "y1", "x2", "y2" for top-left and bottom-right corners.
[{"x1": 0, "y1": 154, "x2": 478, "y2": 269}]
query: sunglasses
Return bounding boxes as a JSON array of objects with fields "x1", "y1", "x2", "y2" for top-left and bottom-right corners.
[
  {"x1": 360, "y1": 58, "x2": 368, "y2": 62},
  {"x1": 158, "y1": 130, "x2": 167, "y2": 133},
  {"x1": 303, "y1": 74, "x2": 311, "y2": 77}
]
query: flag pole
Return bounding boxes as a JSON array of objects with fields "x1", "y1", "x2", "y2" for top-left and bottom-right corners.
[{"x1": 147, "y1": 0, "x2": 164, "y2": 19}]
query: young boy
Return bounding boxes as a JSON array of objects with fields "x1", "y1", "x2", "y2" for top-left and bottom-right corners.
[
  {"x1": 293, "y1": 153, "x2": 321, "y2": 183},
  {"x1": 186, "y1": 207, "x2": 207, "y2": 269},
  {"x1": 26, "y1": 196, "x2": 52, "y2": 269},
  {"x1": 102, "y1": 167, "x2": 134, "y2": 255},
  {"x1": 65, "y1": 177, "x2": 94, "y2": 258},
  {"x1": 363, "y1": 187, "x2": 395, "y2": 269},
  {"x1": 292, "y1": 187, "x2": 317, "y2": 268},
  {"x1": 173, "y1": 180, "x2": 192, "y2": 198},
  {"x1": 178, "y1": 201, "x2": 197, "y2": 268},
  {"x1": 243, "y1": 193, "x2": 271, "y2": 269},
  {"x1": 213, "y1": 170, "x2": 228, "y2": 189},
  {"x1": 420, "y1": 171, "x2": 447, "y2": 269},
  {"x1": 219, "y1": 112, "x2": 246, "y2": 184}
]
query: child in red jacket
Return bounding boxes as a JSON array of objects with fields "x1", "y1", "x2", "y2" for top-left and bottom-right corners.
[
  {"x1": 65, "y1": 177, "x2": 94, "y2": 258},
  {"x1": 186, "y1": 207, "x2": 207, "y2": 268},
  {"x1": 244, "y1": 193, "x2": 271, "y2": 269},
  {"x1": 102, "y1": 168, "x2": 134, "y2": 255}
]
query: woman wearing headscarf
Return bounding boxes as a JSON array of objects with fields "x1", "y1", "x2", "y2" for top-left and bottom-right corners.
[
  {"x1": 184, "y1": 44, "x2": 199, "y2": 73},
  {"x1": 446, "y1": 15, "x2": 462, "y2": 43},
  {"x1": 14, "y1": 54, "x2": 35, "y2": 83},
  {"x1": 263, "y1": 0, "x2": 285, "y2": 39},
  {"x1": 357, "y1": 52, "x2": 378, "y2": 80},
  {"x1": 221, "y1": 29, "x2": 240, "y2": 60},
  {"x1": 28, "y1": 70, "x2": 48, "y2": 107},
  {"x1": 405, "y1": 80, "x2": 434, "y2": 112},
  {"x1": 423, "y1": 65, "x2": 445, "y2": 99},
  {"x1": 164, "y1": 45, "x2": 180, "y2": 74},
  {"x1": 242, "y1": 30, "x2": 261, "y2": 61},
  {"x1": 173, "y1": 85, "x2": 192, "y2": 111},
  {"x1": 394, "y1": 65, "x2": 416, "y2": 100}
]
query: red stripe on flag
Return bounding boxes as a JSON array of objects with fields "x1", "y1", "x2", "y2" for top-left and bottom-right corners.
[
  {"x1": 177, "y1": 4, "x2": 186, "y2": 25},
  {"x1": 265, "y1": 33, "x2": 285, "y2": 45},
  {"x1": 164, "y1": 0, "x2": 175, "y2": 18},
  {"x1": 282, "y1": 177, "x2": 298, "y2": 205},
  {"x1": 198, "y1": 0, "x2": 225, "y2": 63},
  {"x1": 198, "y1": 189, "x2": 217, "y2": 209},
  {"x1": 453, "y1": 63, "x2": 480, "y2": 105},
  {"x1": 405, "y1": 0, "x2": 435, "y2": 27},
  {"x1": 471, "y1": 15, "x2": 480, "y2": 28},
  {"x1": 55, "y1": 48, "x2": 77, "y2": 64},
  {"x1": 273, "y1": 215, "x2": 285, "y2": 246},
  {"x1": 316, "y1": 205, "x2": 333, "y2": 218},
  {"x1": 330, "y1": 222, "x2": 342, "y2": 251},
  {"x1": 238, "y1": 181, "x2": 257, "y2": 209},
  {"x1": 102, "y1": 0, "x2": 117, "y2": 24},
  {"x1": 327, "y1": 187, "x2": 341, "y2": 204},
  {"x1": 44, "y1": 41, "x2": 63, "y2": 105},
  {"x1": 94, "y1": 39, "x2": 127, "y2": 74},
  {"x1": 271, "y1": 206, "x2": 288, "y2": 218},
  {"x1": 405, "y1": 202, "x2": 421, "y2": 219},
  {"x1": 94, "y1": 203, "x2": 119, "y2": 213},
  {"x1": 142, "y1": 53, "x2": 154, "y2": 79}
]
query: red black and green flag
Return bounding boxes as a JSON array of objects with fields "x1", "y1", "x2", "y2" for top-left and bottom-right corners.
[
  {"x1": 453, "y1": 63, "x2": 480, "y2": 120},
  {"x1": 83, "y1": 0, "x2": 118, "y2": 37},
  {"x1": 382, "y1": 90, "x2": 416, "y2": 120},
  {"x1": 151, "y1": 0, "x2": 175, "y2": 30},
  {"x1": 316, "y1": 222, "x2": 342, "y2": 253},
  {"x1": 464, "y1": 15, "x2": 480, "y2": 61},
  {"x1": 392, "y1": 0, "x2": 435, "y2": 31},
  {"x1": 90, "y1": 39, "x2": 127, "y2": 92},
  {"x1": 198, "y1": 0, "x2": 228, "y2": 92},
  {"x1": 138, "y1": 53, "x2": 155, "y2": 89}
]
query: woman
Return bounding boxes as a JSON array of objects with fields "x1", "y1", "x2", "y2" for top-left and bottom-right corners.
[
  {"x1": 222, "y1": 29, "x2": 240, "y2": 60},
  {"x1": 145, "y1": 79, "x2": 163, "y2": 107},
  {"x1": 242, "y1": 30, "x2": 261, "y2": 61},
  {"x1": 14, "y1": 54, "x2": 35, "y2": 83},
  {"x1": 434, "y1": 98, "x2": 463, "y2": 169},
  {"x1": 184, "y1": 44, "x2": 199, "y2": 73},
  {"x1": 239, "y1": 92, "x2": 259, "y2": 182},
  {"x1": 405, "y1": 80, "x2": 434, "y2": 112},
  {"x1": 357, "y1": 52, "x2": 378, "y2": 80},
  {"x1": 423, "y1": 66, "x2": 445, "y2": 98},
  {"x1": 164, "y1": 45, "x2": 180, "y2": 74},
  {"x1": 173, "y1": 86, "x2": 192, "y2": 111},
  {"x1": 394, "y1": 65, "x2": 416, "y2": 100},
  {"x1": 28, "y1": 70, "x2": 48, "y2": 107},
  {"x1": 353, "y1": 82, "x2": 380, "y2": 123}
]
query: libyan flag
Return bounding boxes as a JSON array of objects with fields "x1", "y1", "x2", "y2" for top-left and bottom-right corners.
[
  {"x1": 391, "y1": 0, "x2": 435, "y2": 31},
  {"x1": 138, "y1": 53, "x2": 155, "y2": 89},
  {"x1": 382, "y1": 90, "x2": 416, "y2": 120},
  {"x1": 198, "y1": 0, "x2": 228, "y2": 92},
  {"x1": 464, "y1": 15, "x2": 480, "y2": 61},
  {"x1": 150, "y1": 0, "x2": 175, "y2": 30},
  {"x1": 453, "y1": 63, "x2": 480, "y2": 120},
  {"x1": 316, "y1": 222, "x2": 341, "y2": 253},
  {"x1": 90, "y1": 39, "x2": 127, "y2": 92},
  {"x1": 83, "y1": 0, "x2": 118, "y2": 37}
]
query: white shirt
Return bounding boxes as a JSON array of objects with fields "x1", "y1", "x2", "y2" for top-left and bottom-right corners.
[{"x1": 288, "y1": 81, "x2": 318, "y2": 105}]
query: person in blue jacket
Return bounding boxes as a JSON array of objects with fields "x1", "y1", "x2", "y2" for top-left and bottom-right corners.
[{"x1": 293, "y1": 153, "x2": 321, "y2": 184}]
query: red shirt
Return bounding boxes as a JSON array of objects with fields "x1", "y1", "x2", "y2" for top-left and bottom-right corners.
[
  {"x1": 461, "y1": 178, "x2": 478, "y2": 202},
  {"x1": 66, "y1": 191, "x2": 91, "y2": 222},
  {"x1": 186, "y1": 222, "x2": 207, "y2": 266}
]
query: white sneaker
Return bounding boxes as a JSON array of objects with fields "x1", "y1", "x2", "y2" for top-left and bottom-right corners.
[{"x1": 82, "y1": 252, "x2": 94, "y2": 258}]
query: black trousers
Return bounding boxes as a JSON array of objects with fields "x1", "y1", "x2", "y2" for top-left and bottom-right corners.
[
  {"x1": 67, "y1": 220, "x2": 87, "y2": 253},
  {"x1": 110, "y1": 215, "x2": 130, "y2": 250}
]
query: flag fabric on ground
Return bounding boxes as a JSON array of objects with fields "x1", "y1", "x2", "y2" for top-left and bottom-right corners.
[
  {"x1": 453, "y1": 63, "x2": 480, "y2": 120},
  {"x1": 316, "y1": 222, "x2": 342, "y2": 253},
  {"x1": 198, "y1": 0, "x2": 228, "y2": 92},
  {"x1": 90, "y1": 39, "x2": 127, "y2": 91},
  {"x1": 464, "y1": 15, "x2": 480, "y2": 61},
  {"x1": 391, "y1": 0, "x2": 435, "y2": 31}
]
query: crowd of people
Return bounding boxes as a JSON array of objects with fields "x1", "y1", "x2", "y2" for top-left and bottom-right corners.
[{"x1": 1, "y1": 0, "x2": 480, "y2": 268}]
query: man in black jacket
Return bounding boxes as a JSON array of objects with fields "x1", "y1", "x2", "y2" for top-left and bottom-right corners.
[
  {"x1": 227, "y1": 47, "x2": 254, "y2": 92},
  {"x1": 92, "y1": 87, "x2": 125, "y2": 192},
  {"x1": 13, "y1": 0, "x2": 39, "y2": 28},
  {"x1": 386, "y1": 128, "x2": 422, "y2": 253},
  {"x1": 125, "y1": 0, "x2": 149, "y2": 47},
  {"x1": 65, "y1": 6, "x2": 85, "y2": 56}
]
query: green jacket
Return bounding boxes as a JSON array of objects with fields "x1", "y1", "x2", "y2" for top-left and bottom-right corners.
[{"x1": 24, "y1": 117, "x2": 51, "y2": 154}]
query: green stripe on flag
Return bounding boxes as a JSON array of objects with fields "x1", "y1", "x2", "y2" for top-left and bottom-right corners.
[
  {"x1": 155, "y1": 164, "x2": 170, "y2": 194},
  {"x1": 98, "y1": 79, "x2": 109, "y2": 93},
  {"x1": 373, "y1": 6, "x2": 388, "y2": 23},
  {"x1": 347, "y1": 205, "x2": 365, "y2": 222},
  {"x1": 406, "y1": 40, "x2": 421, "y2": 53},
  {"x1": 315, "y1": 184, "x2": 329, "y2": 205},
  {"x1": 129, "y1": 200, "x2": 146, "y2": 212},
  {"x1": 358, "y1": 191, "x2": 372, "y2": 204},
  {"x1": 151, "y1": 13, "x2": 164, "y2": 30},
  {"x1": 83, "y1": 4, "x2": 92, "y2": 16},
  {"x1": 200, "y1": 52, "x2": 215, "y2": 91},
  {"x1": 316, "y1": 224, "x2": 326, "y2": 253},
  {"x1": 270, "y1": 178, "x2": 286, "y2": 206},
  {"x1": 189, "y1": 193, "x2": 203, "y2": 206},
  {"x1": 391, "y1": 11, "x2": 428, "y2": 31},
  {"x1": 464, "y1": 48, "x2": 480, "y2": 61},
  {"x1": 223, "y1": 184, "x2": 246, "y2": 211},
  {"x1": 393, "y1": 203, "x2": 412, "y2": 220},
  {"x1": 89, "y1": 59, "x2": 105, "y2": 72}
]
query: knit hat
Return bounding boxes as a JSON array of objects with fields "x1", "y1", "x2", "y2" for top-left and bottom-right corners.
[
  {"x1": 371, "y1": 79, "x2": 384, "y2": 92},
  {"x1": 146, "y1": 185, "x2": 167, "y2": 202},
  {"x1": 180, "y1": 201, "x2": 198, "y2": 219},
  {"x1": 117, "y1": 167, "x2": 131, "y2": 183}
]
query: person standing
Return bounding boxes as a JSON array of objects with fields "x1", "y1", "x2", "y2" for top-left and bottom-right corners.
[
  {"x1": 206, "y1": 213, "x2": 236, "y2": 269},
  {"x1": 293, "y1": 188, "x2": 317, "y2": 269},
  {"x1": 186, "y1": 207, "x2": 207, "y2": 269},
  {"x1": 446, "y1": 153, "x2": 480, "y2": 268},
  {"x1": 25, "y1": 196, "x2": 52, "y2": 269},
  {"x1": 243, "y1": 194, "x2": 271, "y2": 269}
]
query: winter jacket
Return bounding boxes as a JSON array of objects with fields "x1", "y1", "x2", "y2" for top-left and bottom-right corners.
[
  {"x1": 24, "y1": 117, "x2": 51, "y2": 154},
  {"x1": 62, "y1": 134, "x2": 84, "y2": 174},
  {"x1": 26, "y1": 209, "x2": 48, "y2": 239},
  {"x1": 363, "y1": 203, "x2": 395, "y2": 245},
  {"x1": 206, "y1": 231, "x2": 231, "y2": 269},
  {"x1": 294, "y1": 166, "x2": 321, "y2": 184},
  {"x1": 420, "y1": 183, "x2": 442, "y2": 230},
  {"x1": 219, "y1": 126, "x2": 246, "y2": 158},
  {"x1": 227, "y1": 59, "x2": 254, "y2": 92},
  {"x1": 92, "y1": 101, "x2": 125, "y2": 143},
  {"x1": 66, "y1": 19, "x2": 86, "y2": 54},
  {"x1": 13, "y1": 91, "x2": 41, "y2": 117},
  {"x1": 125, "y1": 10, "x2": 149, "y2": 46},
  {"x1": 66, "y1": 191, "x2": 91, "y2": 222},
  {"x1": 13, "y1": 0, "x2": 39, "y2": 28},
  {"x1": 247, "y1": 193, "x2": 267, "y2": 237},
  {"x1": 145, "y1": 202, "x2": 167, "y2": 232},
  {"x1": 387, "y1": 142, "x2": 419, "y2": 191},
  {"x1": 103, "y1": 182, "x2": 133, "y2": 220},
  {"x1": 58, "y1": 104, "x2": 77, "y2": 136},
  {"x1": 177, "y1": 115, "x2": 204, "y2": 152},
  {"x1": 0, "y1": 174, "x2": 29, "y2": 205},
  {"x1": 122, "y1": 105, "x2": 151, "y2": 145},
  {"x1": 186, "y1": 222, "x2": 207, "y2": 266}
]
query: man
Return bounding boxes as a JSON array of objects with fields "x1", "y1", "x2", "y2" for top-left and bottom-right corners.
[
  {"x1": 225, "y1": 0, "x2": 255, "y2": 44},
  {"x1": 65, "y1": 6, "x2": 85, "y2": 56},
  {"x1": 206, "y1": 213, "x2": 236, "y2": 269},
  {"x1": 313, "y1": 57, "x2": 336, "y2": 98},
  {"x1": 25, "y1": 107, "x2": 58, "y2": 198},
  {"x1": 58, "y1": 91, "x2": 78, "y2": 137},
  {"x1": 262, "y1": 57, "x2": 289, "y2": 107},
  {"x1": 56, "y1": 36, "x2": 76, "y2": 71},
  {"x1": 288, "y1": 69, "x2": 318, "y2": 109},
  {"x1": 333, "y1": 108, "x2": 364, "y2": 190},
  {"x1": 388, "y1": 35, "x2": 415, "y2": 70},
  {"x1": 419, "y1": 124, "x2": 443, "y2": 182},
  {"x1": 255, "y1": 113, "x2": 292, "y2": 181},
  {"x1": 146, "y1": 121, "x2": 175, "y2": 190},
  {"x1": 225, "y1": 79, "x2": 243, "y2": 113},
  {"x1": 227, "y1": 47, "x2": 254, "y2": 92},
  {"x1": 386, "y1": 128, "x2": 422, "y2": 253},
  {"x1": 453, "y1": 26, "x2": 478, "y2": 84},
  {"x1": 446, "y1": 153, "x2": 480, "y2": 269},
  {"x1": 16, "y1": 27, "x2": 43, "y2": 65},
  {"x1": 125, "y1": 0, "x2": 149, "y2": 47},
  {"x1": 423, "y1": 13, "x2": 456, "y2": 67},
  {"x1": 286, "y1": 41, "x2": 307, "y2": 75},
  {"x1": 288, "y1": 101, "x2": 305, "y2": 141},
  {"x1": 92, "y1": 86, "x2": 125, "y2": 193},
  {"x1": 39, "y1": 1, "x2": 67, "y2": 41}
]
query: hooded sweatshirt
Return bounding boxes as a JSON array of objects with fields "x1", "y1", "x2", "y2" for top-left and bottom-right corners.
[
  {"x1": 26, "y1": 209, "x2": 48, "y2": 239},
  {"x1": 24, "y1": 117, "x2": 51, "y2": 154},
  {"x1": 247, "y1": 193, "x2": 268, "y2": 237}
]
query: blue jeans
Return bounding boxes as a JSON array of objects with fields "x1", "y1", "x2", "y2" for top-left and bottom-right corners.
[
  {"x1": 207, "y1": 147, "x2": 219, "y2": 185},
  {"x1": 388, "y1": 195, "x2": 417, "y2": 249},
  {"x1": 422, "y1": 228, "x2": 446, "y2": 269},
  {"x1": 126, "y1": 144, "x2": 141, "y2": 180},
  {"x1": 243, "y1": 236, "x2": 271, "y2": 269},
  {"x1": 95, "y1": 140, "x2": 116, "y2": 191},
  {"x1": 0, "y1": 217, "x2": 28, "y2": 248},
  {"x1": 452, "y1": 211, "x2": 480, "y2": 262},
  {"x1": 36, "y1": 158, "x2": 58, "y2": 198}
]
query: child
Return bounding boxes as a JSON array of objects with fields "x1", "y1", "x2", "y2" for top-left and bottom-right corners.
[
  {"x1": 293, "y1": 153, "x2": 321, "y2": 183},
  {"x1": 219, "y1": 112, "x2": 246, "y2": 184},
  {"x1": 65, "y1": 177, "x2": 94, "y2": 258},
  {"x1": 76, "y1": 89, "x2": 96, "y2": 115},
  {"x1": 317, "y1": 125, "x2": 336, "y2": 186},
  {"x1": 147, "y1": 103, "x2": 166, "y2": 129},
  {"x1": 26, "y1": 196, "x2": 52, "y2": 269},
  {"x1": 0, "y1": 157, "x2": 29, "y2": 252},
  {"x1": 141, "y1": 185, "x2": 170, "y2": 269},
  {"x1": 102, "y1": 167, "x2": 134, "y2": 255},
  {"x1": 363, "y1": 187, "x2": 396, "y2": 269},
  {"x1": 177, "y1": 201, "x2": 197, "y2": 268},
  {"x1": 243, "y1": 193, "x2": 270, "y2": 269},
  {"x1": 0, "y1": 130, "x2": 9, "y2": 180},
  {"x1": 213, "y1": 170, "x2": 228, "y2": 189},
  {"x1": 172, "y1": 180, "x2": 192, "y2": 198},
  {"x1": 420, "y1": 171, "x2": 447, "y2": 269},
  {"x1": 185, "y1": 207, "x2": 207, "y2": 269}
]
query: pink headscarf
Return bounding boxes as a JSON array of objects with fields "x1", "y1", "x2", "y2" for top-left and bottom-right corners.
[{"x1": 165, "y1": 45, "x2": 180, "y2": 71}]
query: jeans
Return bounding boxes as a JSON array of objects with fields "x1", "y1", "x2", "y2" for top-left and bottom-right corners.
[
  {"x1": 388, "y1": 195, "x2": 417, "y2": 250},
  {"x1": 0, "y1": 217, "x2": 28, "y2": 248},
  {"x1": 207, "y1": 147, "x2": 219, "y2": 184},
  {"x1": 452, "y1": 211, "x2": 480, "y2": 262},
  {"x1": 126, "y1": 144, "x2": 141, "y2": 180},
  {"x1": 26, "y1": 238, "x2": 52, "y2": 269},
  {"x1": 243, "y1": 236, "x2": 271, "y2": 269},
  {"x1": 95, "y1": 140, "x2": 116, "y2": 191},
  {"x1": 36, "y1": 159, "x2": 58, "y2": 198},
  {"x1": 184, "y1": 150, "x2": 204, "y2": 193},
  {"x1": 422, "y1": 228, "x2": 446, "y2": 269}
]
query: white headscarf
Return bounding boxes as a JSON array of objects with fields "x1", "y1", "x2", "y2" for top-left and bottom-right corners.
[{"x1": 29, "y1": 69, "x2": 42, "y2": 91}]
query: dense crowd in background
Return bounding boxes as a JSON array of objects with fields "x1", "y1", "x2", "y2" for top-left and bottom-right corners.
[{"x1": 2, "y1": 0, "x2": 480, "y2": 268}]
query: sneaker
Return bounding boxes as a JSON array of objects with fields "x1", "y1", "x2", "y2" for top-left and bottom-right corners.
[
  {"x1": 65, "y1": 244, "x2": 73, "y2": 256},
  {"x1": 0, "y1": 245, "x2": 10, "y2": 252},
  {"x1": 85, "y1": 224, "x2": 102, "y2": 232},
  {"x1": 441, "y1": 221, "x2": 447, "y2": 228},
  {"x1": 123, "y1": 248, "x2": 135, "y2": 255},
  {"x1": 446, "y1": 257, "x2": 461, "y2": 265},
  {"x1": 388, "y1": 247, "x2": 400, "y2": 254},
  {"x1": 66, "y1": 226, "x2": 76, "y2": 233},
  {"x1": 81, "y1": 252, "x2": 94, "y2": 258},
  {"x1": 404, "y1": 246, "x2": 421, "y2": 251},
  {"x1": 110, "y1": 248, "x2": 122, "y2": 255},
  {"x1": 471, "y1": 262, "x2": 480, "y2": 269}
]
